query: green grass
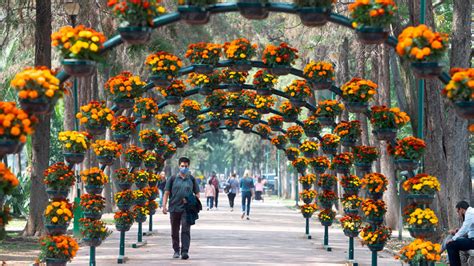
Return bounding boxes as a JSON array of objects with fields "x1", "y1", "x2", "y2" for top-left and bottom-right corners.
[{"x1": 0, "y1": 232, "x2": 39, "y2": 262}]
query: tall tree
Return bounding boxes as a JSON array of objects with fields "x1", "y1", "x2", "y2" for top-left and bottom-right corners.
[{"x1": 24, "y1": 0, "x2": 51, "y2": 236}]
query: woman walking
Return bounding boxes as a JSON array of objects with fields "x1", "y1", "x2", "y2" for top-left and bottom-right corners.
[
  {"x1": 240, "y1": 171, "x2": 254, "y2": 220},
  {"x1": 226, "y1": 173, "x2": 239, "y2": 212},
  {"x1": 204, "y1": 180, "x2": 216, "y2": 211},
  {"x1": 255, "y1": 177, "x2": 265, "y2": 202}
]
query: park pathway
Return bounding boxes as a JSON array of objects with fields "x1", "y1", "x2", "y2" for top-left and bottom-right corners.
[{"x1": 71, "y1": 194, "x2": 400, "y2": 266}]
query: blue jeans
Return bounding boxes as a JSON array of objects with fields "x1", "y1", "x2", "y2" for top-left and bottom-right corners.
[
  {"x1": 206, "y1": 196, "x2": 214, "y2": 209},
  {"x1": 241, "y1": 191, "x2": 252, "y2": 215},
  {"x1": 447, "y1": 237, "x2": 474, "y2": 266}
]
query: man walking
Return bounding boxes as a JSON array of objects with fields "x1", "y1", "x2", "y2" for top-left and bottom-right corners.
[
  {"x1": 446, "y1": 201, "x2": 474, "y2": 266},
  {"x1": 162, "y1": 157, "x2": 200, "y2": 260},
  {"x1": 210, "y1": 171, "x2": 220, "y2": 209}
]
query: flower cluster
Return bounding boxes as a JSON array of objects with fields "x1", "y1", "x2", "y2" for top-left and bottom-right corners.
[
  {"x1": 262, "y1": 43, "x2": 299, "y2": 66},
  {"x1": 254, "y1": 95, "x2": 275, "y2": 111},
  {"x1": 317, "y1": 174, "x2": 337, "y2": 188},
  {"x1": 303, "y1": 61, "x2": 335, "y2": 82},
  {"x1": 339, "y1": 175, "x2": 361, "y2": 190},
  {"x1": 402, "y1": 174, "x2": 440, "y2": 195},
  {"x1": 58, "y1": 131, "x2": 91, "y2": 153},
  {"x1": 0, "y1": 102, "x2": 36, "y2": 143},
  {"x1": 179, "y1": 99, "x2": 202, "y2": 119},
  {"x1": 318, "y1": 190, "x2": 338, "y2": 203},
  {"x1": 134, "y1": 97, "x2": 158, "y2": 120},
  {"x1": 284, "y1": 80, "x2": 312, "y2": 99},
  {"x1": 360, "y1": 225, "x2": 391, "y2": 245},
  {"x1": 188, "y1": 71, "x2": 221, "y2": 87},
  {"x1": 279, "y1": 101, "x2": 301, "y2": 118},
  {"x1": 133, "y1": 205, "x2": 150, "y2": 218},
  {"x1": 299, "y1": 173, "x2": 317, "y2": 185},
  {"x1": 361, "y1": 173, "x2": 387, "y2": 193},
  {"x1": 51, "y1": 25, "x2": 106, "y2": 60},
  {"x1": 114, "y1": 190, "x2": 134, "y2": 204},
  {"x1": 160, "y1": 80, "x2": 186, "y2": 97},
  {"x1": 285, "y1": 147, "x2": 300, "y2": 160},
  {"x1": 352, "y1": 146, "x2": 379, "y2": 163},
  {"x1": 185, "y1": 42, "x2": 222, "y2": 65},
  {"x1": 303, "y1": 116, "x2": 321, "y2": 134},
  {"x1": 145, "y1": 51, "x2": 182, "y2": 79},
  {"x1": 146, "y1": 200, "x2": 159, "y2": 213},
  {"x1": 80, "y1": 194, "x2": 105, "y2": 214},
  {"x1": 223, "y1": 38, "x2": 257, "y2": 60},
  {"x1": 398, "y1": 239, "x2": 441, "y2": 263},
  {"x1": 139, "y1": 129, "x2": 161, "y2": 144},
  {"x1": 300, "y1": 203, "x2": 318, "y2": 215},
  {"x1": 133, "y1": 189, "x2": 149, "y2": 203},
  {"x1": 39, "y1": 235, "x2": 79, "y2": 261},
  {"x1": 134, "y1": 170, "x2": 150, "y2": 185},
  {"x1": 442, "y1": 68, "x2": 474, "y2": 102},
  {"x1": 111, "y1": 116, "x2": 136, "y2": 134},
  {"x1": 388, "y1": 136, "x2": 426, "y2": 161},
  {"x1": 107, "y1": 0, "x2": 166, "y2": 26},
  {"x1": 286, "y1": 125, "x2": 304, "y2": 139},
  {"x1": 11, "y1": 66, "x2": 63, "y2": 101},
  {"x1": 239, "y1": 120, "x2": 254, "y2": 130},
  {"x1": 331, "y1": 152, "x2": 354, "y2": 169},
  {"x1": 243, "y1": 109, "x2": 261, "y2": 121},
  {"x1": 342, "y1": 195, "x2": 363, "y2": 210},
  {"x1": 318, "y1": 209, "x2": 336, "y2": 222},
  {"x1": 81, "y1": 168, "x2": 108, "y2": 186},
  {"x1": 252, "y1": 70, "x2": 278, "y2": 89},
  {"x1": 361, "y1": 199, "x2": 386, "y2": 218},
  {"x1": 370, "y1": 106, "x2": 410, "y2": 129},
  {"x1": 396, "y1": 24, "x2": 448, "y2": 62},
  {"x1": 406, "y1": 208, "x2": 438, "y2": 227},
  {"x1": 43, "y1": 162, "x2": 75, "y2": 189},
  {"x1": 299, "y1": 140, "x2": 319, "y2": 153},
  {"x1": 268, "y1": 115, "x2": 284, "y2": 128},
  {"x1": 125, "y1": 145, "x2": 145, "y2": 163},
  {"x1": 76, "y1": 101, "x2": 114, "y2": 127},
  {"x1": 256, "y1": 124, "x2": 271, "y2": 137},
  {"x1": 221, "y1": 69, "x2": 248, "y2": 84},
  {"x1": 309, "y1": 156, "x2": 331, "y2": 169},
  {"x1": 315, "y1": 99, "x2": 344, "y2": 117},
  {"x1": 205, "y1": 89, "x2": 228, "y2": 109},
  {"x1": 92, "y1": 140, "x2": 122, "y2": 158},
  {"x1": 104, "y1": 71, "x2": 146, "y2": 99},
  {"x1": 156, "y1": 112, "x2": 179, "y2": 128},
  {"x1": 341, "y1": 77, "x2": 377, "y2": 103},
  {"x1": 299, "y1": 189, "x2": 317, "y2": 200},
  {"x1": 114, "y1": 210, "x2": 133, "y2": 225},
  {"x1": 270, "y1": 134, "x2": 288, "y2": 146},
  {"x1": 292, "y1": 157, "x2": 310, "y2": 170},
  {"x1": 340, "y1": 215, "x2": 362, "y2": 231},
  {"x1": 44, "y1": 200, "x2": 73, "y2": 225},
  {"x1": 79, "y1": 218, "x2": 112, "y2": 240},
  {"x1": 114, "y1": 168, "x2": 133, "y2": 183},
  {"x1": 321, "y1": 134, "x2": 340, "y2": 148},
  {"x1": 349, "y1": 0, "x2": 397, "y2": 28},
  {"x1": 334, "y1": 120, "x2": 362, "y2": 141}
]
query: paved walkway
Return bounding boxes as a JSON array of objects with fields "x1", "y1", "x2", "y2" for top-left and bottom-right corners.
[{"x1": 71, "y1": 194, "x2": 401, "y2": 265}]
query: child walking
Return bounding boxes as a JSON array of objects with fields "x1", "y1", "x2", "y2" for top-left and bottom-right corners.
[{"x1": 205, "y1": 180, "x2": 216, "y2": 211}]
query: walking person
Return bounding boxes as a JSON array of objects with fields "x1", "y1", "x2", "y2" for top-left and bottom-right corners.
[
  {"x1": 226, "y1": 173, "x2": 239, "y2": 212},
  {"x1": 158, "y1": 171, "x2": 166, "y2": 208},
  {"x1": 162, "y1": 157, "x2": 200, "y2": 260},
  {"x1": 204, "y1": 180, "x2": 216, "y2": 210},
  {"x1": 255, "y1": 177, "x2": 265, "y2": 202},
  {"x1": 240, "y1": 171, "x2": 255, "y2": 220},
  {"x1": 209, "y1": 172, "x2": 220, "y2": 210}
]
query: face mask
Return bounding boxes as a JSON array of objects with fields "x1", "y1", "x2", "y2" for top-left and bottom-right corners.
[{"x1": 179, "y1": 167, "x2": 189, "y2": 175}]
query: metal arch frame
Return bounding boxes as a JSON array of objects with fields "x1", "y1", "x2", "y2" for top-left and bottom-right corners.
[{"x1": 55, "y1": 2, "x2": 451, "y2": 85}]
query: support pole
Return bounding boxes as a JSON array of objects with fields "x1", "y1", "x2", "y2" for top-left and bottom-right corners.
[
  {"x1": 294, "y1": 170, "x2": 299, "y2": 207},
  {"x1": 117, "y1": 231, "x2": 126, "y2": 264},
  {"x1": 371, "y1": 251, "x2": 378, "y2": 266},
  {"x1": 305, "y1": 217, "x2": 311, "y2": 239},
  {"x1": 149, "y1": 213, "x2": 153, "y2": 232},
  {"x1": 349, "y1": 237, "x2": 354, "y2": 260},
  {"x1": 323, "y1": 225, "x2": 332, "y2": 251},
  {"x1": 132, "y1": 222, "x2": 147, "y2": 248},
  {"x1": 89, "y1": 246, "x2": 96, "y2": 266}
]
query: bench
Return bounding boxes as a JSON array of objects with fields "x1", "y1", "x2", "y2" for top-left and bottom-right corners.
[{"x1": 461, "y1": 250, "x2": 474, "y2": 266}]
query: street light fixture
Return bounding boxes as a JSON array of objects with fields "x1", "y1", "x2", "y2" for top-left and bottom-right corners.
[{"x1": 63, "y1": 0, "x2": 80, "y2": 26}]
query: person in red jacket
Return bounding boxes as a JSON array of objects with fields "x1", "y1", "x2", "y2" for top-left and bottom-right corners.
[{"x1": 209, "y1": 171, "x2": 220, "y2": 210}]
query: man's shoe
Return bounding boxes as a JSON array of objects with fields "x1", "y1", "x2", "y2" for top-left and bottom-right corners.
[
  {"x1": 181, "y1": 252, "x2": 189, "y2": 260},
  {"x1": 246, "y1": 216, "x2": 250, "y2": 220},
  {"x1": 241, "y1": 212, "x2": 245, "y2": 219},
  {"x1": 173, "y1": 251, "x2": 180, "y2": 258}
]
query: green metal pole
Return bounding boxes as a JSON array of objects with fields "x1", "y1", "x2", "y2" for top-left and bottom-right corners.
[
  {"x1": 294, "y1": 170, "x2": 299, "y2": 206},
  {"x1": 148, "y1": 214, "x2": 153, "y2": 232},
  {"x1": 349, "y1": 237, "x2": 354, "y2": 260},
  {"x1": 305, "y1": 217, "x2": 309, "y2": 235},
  {"x1": 72, "y1": 55, "x2": 82, "y2": 238},
  {"x1": 89, "y1": 246, "x2": 96, "y2": 266},
  {"x1": 277, "y1": 150, "x2": 281, "y2": 197},
  {"x1": 138, "y1": 222, "x2": 143, "y2": 243},
  {"x1": 118, "y1": 231, "x2": 126, "y2": 263},
  {"x1": 371, "y1": 251, "x2": 378, "y2": 266},
  {"x1": 324, "y1": 225, "x2": 329, "y2": 246},
  {"x1": 418, "y1": 0, "x2": 426, "y2": 139}
]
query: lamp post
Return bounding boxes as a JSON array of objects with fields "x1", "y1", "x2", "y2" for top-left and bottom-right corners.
[{"x1": 63, "y1": 0, "x2": 82, "y2": 239}]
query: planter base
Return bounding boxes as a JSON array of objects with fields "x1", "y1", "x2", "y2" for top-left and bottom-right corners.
[
  {"x1": 178, "y1": 6, "x2": 210, "y2": 25},
  {"x1": 61, "y1": 59, "x2": 96, "y2": 77},
  {"x1": 193, "y1": 64, "x2": 214, "y2": 74},
  {"x1": 355, "y1": 27, "x2": 389, "y2": 45},
  {"x1": 20, "y1": 98, "x2": 51, "y2": 114},
  {"x1": 297, "y1": 7, "x2": 331, "y2": 27},
  {"x1": 411, "y1": 62, "x2": 443, "y2": 79},
  {"x1": 149, "y1": 75, "x2": 172, "y2": 88},
  {"x1": 237, "y1": 2, "x2": 269, "y2": 20},
  {"x1": 118, "y1": 26, "x2": 151, "y2": 45},
  {"x1": 453, "y1": 101, "x2": 474, "y2": 119},
  {"x1": 267, "y1": 65, "x2": 291, "y2": 76}
]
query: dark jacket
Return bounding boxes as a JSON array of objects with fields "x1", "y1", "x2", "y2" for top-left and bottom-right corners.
[{"x1": 184, "y1": 193, "x2": 202, "y2": 225}]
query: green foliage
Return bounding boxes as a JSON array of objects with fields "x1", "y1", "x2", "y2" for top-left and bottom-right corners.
[
  {"x1": 49, "y1": 100, "x2": 65, "y2": 164},
  {"x1": 4, "y1": 174, "x2": 30, "y2": 218}
]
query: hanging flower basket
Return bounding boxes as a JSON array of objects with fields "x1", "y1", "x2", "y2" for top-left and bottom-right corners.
[
  {"x1": 344, "y1": 229, "x2": 360, "y2": 238},
  {"x1": 268, "y1": 65, "x2": 292, "y2": 76},
  {"x1": 227, "y1": 83, "x2": 243, "y2": 93},
  {"x1": 178, "y1": 5, "x2": 210, "y2": 25},
  {"x1": 144, "y1": 162, "x2": 156, "y2": 170},
  {"x1": 290, "y1": 98, "x2": 306, "y2": 108},
  {"x1": 135, "y1": 198, "x2": 147, "y2": 206},
  {"x1": 19, "y1": 97, "x2": 51, "y2": 114},
  {"x1": 302, "y1": 198, "x2": 313, "y2": 204},
  {"x1": 135, "y1": 181, "x2": 148, "y2": 190},
  {"x1": 0, "y1": 138, "x2": 20, "y2": 157},
  {"x1": 115, "y1": 223, "x2": 132, "y2": 232},
  {"x1": 367, "y1": 243, "x2": 385, "y2": 252},
  {"x1": 367, "y1": 216, "x2": 384, "y2": 225},
  {"x1": 309, "y1": 80, "x2": 333, "y2": 91},
  {"x1": 453, "y1": 101, "x2": 474, "y2": 119},
  {"x1": 322, "y1": 146, "x2": 337, "y2": 155},
  {"x1": 85, "y1": 185, "x2": 104, "y2": 195},
  {"x1": 165, "y1": 96, "x2": 182, "y2": 105},
  {"x1": 321, "y1": 220, "x2": 333, "y2": 227},
  {"x1": 236, "y1": 1, "x2": 269, "y2": 20},
  {"x1": 318, "y1": 116, "x2": 335, "y2": 127},
  {"x1": 283, "y1": 114, "x2": 298, "y2": 123},
  {"x1": 117, "y1": 182, "x2": 132, "y2": 191},
  {"x1": 45, "y1": 223, "x2": 69, "y2": 235},
  {"x1": 334, "y1": 165, "x2": 351, "y2": 174},
  {"x1": 344, "y1": 101, "x2": 369, "y2": 113},
  {"x1": 256, "y1": 88, "x2": 273, "y2": 96},
  {"x1": 199, "y1": 86, "x2": 214, "y2": 96},
  {"x1": 129, "y1": 160, "x2": 141, "y2": 168},
  {"x1": 312, "y1": 166, "x2": 326, "y2": 174},
  {"x1": 149, "y1": 73, "x2": 172, "y2": 88},
  {"x1": 84, "y1": 211, "x2": 102, "y2": 220},
  {"x1": 61, "y1": 59, "x2": 97, "y2": 77},
  {"x1": 112, "y1": 133, "x2": 130, "y2": 144},
  {"x1": 303, "y1": 151, "x2": 316, "y2": 158},
  {"x1": 117, "y1": 202, "x2": 132, "y2": 211},
  {"x1": 135, "y1": 215, "x2": 147, "y2": 223},
  {"x1": 408, "y1": 227, "x2": 435, "y2": 239},
  {"x1": 297, "y1": 7, "x2": 331, "y2": 27},
  {"x1": 319, "y1": 201, "x2": 333, "y2": 210},
  {"x1": 85, "y1": 124, "x2": 106, "y2": 136},
  {"x1": 341, "y1": 138, "x2": 357, "y2": 147},
  {"x1": 193, "y1": 64, "x2": 214, "y2": 75},
  {"x1": 354, "y1": 162, "x2": 372, "y2": 173},
  {"x1": 45, "y1": 258, "x2": 68, "y2": 266},
  {"x1": 63, "y1": 152, "x2": 85, "y2": 164},
  {"x1": 302, "y1": 183, "x2": 312, "y2": 190},
  {"x1": 406, "y1": 194, "x2": 435, "y2": 205},
  {"x1": 355, "y1": 27, "x2": 389, "y2": 45},
  {"x1": 97, "y1": 155, "x2": 115, "y2": 166},
  {"x1": 83, "y1": 237, "x2": 103, "y2": 247},
  {"x1": 45, "y1": 187, "x2": 69, "y2": 200},
  {"x1": 394, "y1": 159, "x2": 419, "y2": 171},
  {"x1": 372, "y1": 128, "x2": 397, "y2": 141},
  {"x1": 302, "y1": 212, "x2": 313, "y2": 219},
  {"x1": 113, "y1": 98, "x2": 134, "y2": 110},
  {"x1": 344, "y1": 208, "x2": 359, "y2": 216},
  {"x1": 118, "y1": 26, "x2": 152, "y2": 45},
  {"x1": 367, "y1": 191, "x2": 383, "y2": 200},
  {"x1": 229, "y1": 60, "x2": 253, "y2": 72},
  {"x1": 411, "y1": 62, "x2": 444, "y2": 79}
]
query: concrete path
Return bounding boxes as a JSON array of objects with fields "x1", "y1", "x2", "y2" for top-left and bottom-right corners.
[{"x1": 71, "y1": 194, "x2": 401, "y2": 265}]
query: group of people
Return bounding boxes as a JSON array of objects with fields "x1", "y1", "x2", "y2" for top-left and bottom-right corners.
[{"x1": 204, "y1": 171, "x2": 266, "y2": 220}]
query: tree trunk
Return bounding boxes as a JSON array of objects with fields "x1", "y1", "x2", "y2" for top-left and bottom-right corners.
[
  {"x1": 355, "y1": 43, "x2": 370, "y2": 146},
  {"x1": 23, "y1": 0, "x2": 52, "y2": 236}
]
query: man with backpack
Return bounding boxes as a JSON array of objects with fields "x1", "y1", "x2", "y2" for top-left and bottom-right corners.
[{"x1": 162, "y1": 157, "x2": 200, "y2": 260}]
